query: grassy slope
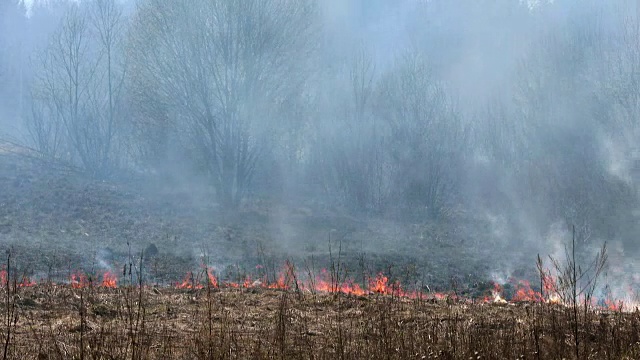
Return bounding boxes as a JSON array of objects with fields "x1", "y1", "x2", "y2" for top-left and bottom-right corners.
[{"x1": 0, "y1": 146, "x2": 511, "y2": 292}]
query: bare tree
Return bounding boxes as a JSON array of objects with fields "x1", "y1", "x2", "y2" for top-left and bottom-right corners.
[
  {"x1": 0, "y1": 0, "x2": 10, "y2": 102},
  {"x1": 29, "y1": 4, "x2": 91, "y2": 166},
  {"x1": 88, "y1": 0, "x2": 127, "y2": 171},
  {"x1": 129, "y1": 0, "x2": 318, "y2": 207},
  {"x1": 27, "y1": 0, "x2": 127, "y2": 177},
  {"x1": 597, "y1": 1, "x2": 640, "y2": 184},
  {"x1": 322, "y1": 49, "x2": 390, "y2": 212},
  {"x1": 0, "y1": 0, "x2": 27, "y2": 134},
  {"x1": 375, "y1": 52, "x2": 467, "y2": 219}
]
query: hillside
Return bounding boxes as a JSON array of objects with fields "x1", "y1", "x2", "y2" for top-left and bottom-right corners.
[{"x1": 0, "y1": 143, "x2": 505, "y2": 293}]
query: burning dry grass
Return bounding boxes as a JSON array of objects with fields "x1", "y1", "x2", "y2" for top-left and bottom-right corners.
[{"x1": 0, "y1": 284, "x2": 636, "y2": 359}]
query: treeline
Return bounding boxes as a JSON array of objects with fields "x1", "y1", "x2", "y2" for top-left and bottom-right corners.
[{"x1": 1, "y1": 0, "x2": 640, "y2": 245}]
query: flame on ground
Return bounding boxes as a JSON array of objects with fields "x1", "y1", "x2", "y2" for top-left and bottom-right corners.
[
  {"x1": 0, "y1": 270, "x2": 36, "y2": 287},
  {"x1": 70, "y1": 271, "x2": 119, "y2": 289},
  {"x1": 511, "y1": 280, "x2": 545, "y2": 302},
  {"x1": 173, "y1": 267, "x2": 441, "y2": 300},
  {"x1": 102, "y1": 271, "x2": 117, "y2": 288},
  {"x1": 170, "y1": 265, "x2": 638, "y2": 311},
  {"x1": 71, "y1": 272, "x2": 90, "y2": 289},
  {"x1": 2, "y1": 263, "x2": 636, "y2": 311},
  {"x1": 176, "y1": 271, "x2": 203, "y2": 289}
]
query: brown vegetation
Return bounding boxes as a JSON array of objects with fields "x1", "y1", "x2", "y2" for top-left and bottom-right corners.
[{"x1": 0, "y1": 284, "x2": 637, "y2": 359}]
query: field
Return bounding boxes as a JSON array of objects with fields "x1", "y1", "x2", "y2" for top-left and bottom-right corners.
[
  {"x1": 0, "y1": 283, "x2": 637, "y2": 359},
  {"x1": 1, "y1": 144, "x2": 639, "y2": 359},
  {"x1": 0, "y1": 144, "x2": 512, "y2": 296}
]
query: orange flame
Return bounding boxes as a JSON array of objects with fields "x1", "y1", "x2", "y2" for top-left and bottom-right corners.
[
  {"x1": 165, "y1": 263, "x2": 636, "y2": 311},
  {"x1": 489, "y1": 283, "x2": 507, "y2": 304},
  {"x1": 176, "y1": 271, "x2": 203, "y2": 289},
  {"x1": 19, "y1": 276, "x2": 36, "y2": 287},
  {"x1": 71, "y1": 272, "x2": 90, "y2": 288},
  {"x1": 511, "y1": 280, "x2": 544, "y2": 302},
  {"x1": 0, "y1": 270, "x2": 36, "y2": 287},
  {"x1": 102, "y1": 271, "x2": 117, "y2": 288},
  {"x1": 207, "y1": 268, "x2": 218, "y2": 288},
  {"x1": 267, "y1": 273, "x2": 287, "y2": 289},
  {"x1": 371, "y1": 273, "x2": 389, "y2": 294},
  {"x1": 605, "y1": 299, "x2": 623, "y2": 311}
]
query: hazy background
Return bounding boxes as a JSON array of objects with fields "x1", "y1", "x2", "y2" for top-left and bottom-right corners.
[{"x1": 1, "y1": 0, "x2": 640, "y2": 294}]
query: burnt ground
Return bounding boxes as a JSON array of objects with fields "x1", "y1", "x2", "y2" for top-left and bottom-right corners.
[{"x1": 0, "y1": 142, "x2": 533, "y2": 294}]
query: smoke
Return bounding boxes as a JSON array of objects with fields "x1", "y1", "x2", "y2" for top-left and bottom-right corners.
[
  {"x1": 601, "y1": 135, "x2": 636, "y2": 185},
  {"x1": 2, "y1": 0, "x2": 640, "y2": 300}
]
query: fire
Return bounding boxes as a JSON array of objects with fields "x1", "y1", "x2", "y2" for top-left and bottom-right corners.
[
  {"x1": 0, "y1": 258, "x2": 630, "y2": 311},
  {"x1": 71, "y1": 272, "x2": 90, "y2": 289},
  {"x1": 299, "y1": 269, "x2": 410, "y2": 297},
  {"x1": 69, "y1": 271, "x2": 119, "y2": 289},
  {"x1": 339, "y1": 281, "x2": 366, "y2": 296},
  {"x1": 371, "y1": 273, "x2": 388, "y2": 294},
  {"x1": 207, "y1": 268, "x2": 218, "y2": 288},
  {"x1": 487, "y1": 280, "x2": 566, "y2": 305},
  {"x1": 172, "y1": 267, "x2": 408, "y2": 297},
  {"x1": 493, "y1": 293, "x2": 507, "y2": 304},
  {"x1": 314, "y1": 276, "x2": 367, "y2": 296},
  {"x1": 20, "y1": 276, "x2": 36, "y2": 287},
  {"x1": 605, "y1": 299, "x2": 624, "y2": 311},
  {"x1": 266, "y1": 273, "x2": 287, "y2": 289},
  {"x1": 547, "y1": 293, "x2": 562, "y2": 304},
  {"x1": 176, "y1": 271, "x2": 203, "y2": 289},
  {"x1": 511, "y1": 280, "x2": 545, "y2": 303},
  {"x1": 0, "y1": 270, "x2": 36, "y2": 287},
  {"x1": 102, "y1": 271, "x2": 117, "y2": 288},
  {"x1": 489, "y1": 283, "x2": 507, "y2": 304}
]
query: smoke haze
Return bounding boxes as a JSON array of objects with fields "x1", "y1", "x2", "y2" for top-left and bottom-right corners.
[{"x1": 1, "y1": 0, "x2": 639, "y2": 294}]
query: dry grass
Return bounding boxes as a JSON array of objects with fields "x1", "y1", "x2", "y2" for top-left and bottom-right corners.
[{"x1": 0, "y1": 284, "x2": 636, "y2": 360}]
